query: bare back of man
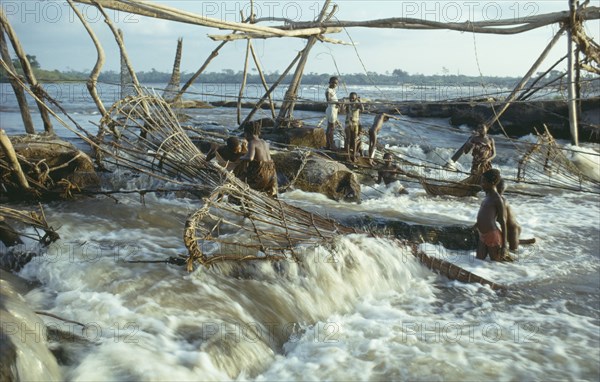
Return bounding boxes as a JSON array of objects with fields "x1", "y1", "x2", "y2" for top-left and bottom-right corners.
[
  {"x1": 235, "y1": 123, "x2": 277, "y2": 197},
  {"x1": 369, "y1": 114, "x2": 387, "y2": 159},
  {"x1": 475, "y1": 169, "x2": 510, "y2": 261},
  {"x1": 244, "y1": 137, "x2": 271, "y2": 162}
]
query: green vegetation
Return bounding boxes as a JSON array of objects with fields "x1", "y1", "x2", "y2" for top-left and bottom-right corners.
[
  {"x1": 1, "y1": 55, "x2": 87, "y2": 82},
  {"x1": 1, "y1": 56, "x2": 598, "y2": 93}
]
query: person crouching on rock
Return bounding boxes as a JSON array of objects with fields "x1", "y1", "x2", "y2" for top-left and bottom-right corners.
[
  {"x1": 376, "y1": 152, "x2": 408, "y2": 194},
  {"x1": 233, "y1": 121, "x2": 278, "y2": 198},
  {"x1": 206, "y1": 136, "x2": 247, "y2": 170}
]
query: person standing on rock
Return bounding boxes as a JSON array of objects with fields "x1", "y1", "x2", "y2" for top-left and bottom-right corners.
[
  {"x1": 369, "y1": 112, "x2": 400, "y2": 161},
  {"x1": 344, "y1": 92, "x2": 364, "y2": 161},
  {"x1": 325, "y1": 76, "x2": 340, "y2": 151}
]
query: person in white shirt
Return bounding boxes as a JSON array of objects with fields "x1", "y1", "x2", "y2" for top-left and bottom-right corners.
[{"x1": 325, "y1": 76, "x2": 339, "y2": 150}]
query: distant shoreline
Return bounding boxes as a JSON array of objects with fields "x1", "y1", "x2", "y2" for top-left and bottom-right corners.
[{"x1": 5, "y1": 68, "x2": 593, "y2": 88}]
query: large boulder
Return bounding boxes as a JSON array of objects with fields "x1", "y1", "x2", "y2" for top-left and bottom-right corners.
[
  {"x1": 1, "y1": 270, "x2": 62, "y2": 381},
  {"x1": 272, "y1": 151, "x2": 361, "y2": 202},
  {"x1": 1, "y1": 135, "x2": 99, "y2": 199},
  {"x1": 261, "y1": 127, "x2": 326, "y2": 149}
]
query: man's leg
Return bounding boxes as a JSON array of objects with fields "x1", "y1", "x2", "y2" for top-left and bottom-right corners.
[{"x1": 476, "y1": 240, "x2": 488, "y2": 260}]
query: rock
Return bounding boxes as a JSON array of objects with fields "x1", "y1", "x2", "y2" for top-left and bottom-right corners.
[
  {"x1": 345, "y1": 216, "x2": 478, "y2": 250},
  {"x1": 2, "y1": 135, "x2": 99, "y2": 199},
  {"x1": 172, "y1": 99, "x2": 213, "y2": 109},
  {"x1": 0, "y1": 271, "x2": 62, "y2": 381},
  {"x1": 261, "y1": 126, "x2": 326, "y2": 149},
  {"x1": 272, "y1": 151, "x2": 361, "y2": 202},
  {"x1": 0, "y1": 220, "x2": 22, "y2": 248}
]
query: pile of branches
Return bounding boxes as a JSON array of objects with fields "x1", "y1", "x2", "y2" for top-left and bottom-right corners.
[{"x1": 0, "y1": 205, "x2": 59, "y2": 246}]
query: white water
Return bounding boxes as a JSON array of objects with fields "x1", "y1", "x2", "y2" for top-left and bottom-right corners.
[{"x1": 2, "y1": 83, "x2": 599, "y2": 381}]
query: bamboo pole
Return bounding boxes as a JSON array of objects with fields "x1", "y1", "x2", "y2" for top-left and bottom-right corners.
[
  {"x1": 567, "y1": 0, "x2": 579, "y2": 146},
  {"x1": 0, "y1": 10, "x2": 53, "y2": 134},
  {"x1": 241, "y1": 50, "x2": 304, "y2": 127},
  {"x1": 0, "y1": 31, "x2": 35, "y2": 134},
  {"x1": 67, "y1": 0, "x2": 107, "y2": 117},
  {"x1": 0, "y1": 129, "x2": 30, "y2": 190},
  {"x1": 249, "y1": 42, "x2": 276, "y2": 118},
  {"x1": 277, "y1": 0, "x2": 332, "y2": 125},
  {"x1": 173, "y1": 41, "x2": 228, "y2": 103}
]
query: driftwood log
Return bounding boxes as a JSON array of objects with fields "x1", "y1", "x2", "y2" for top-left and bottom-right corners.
[{"x1": 272, "y1": 151, "x2": 360, "y2": 202}]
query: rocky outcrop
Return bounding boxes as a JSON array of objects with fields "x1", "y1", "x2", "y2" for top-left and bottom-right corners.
[
  {"x1": 261, "y1": 126, "x2": 326, "y2": 149},
  {"x1": 345, "y1": 216, "x2": 478, "y2": 250},
  {"x1": 226, "y1": 98, "x2": 600, "y2": 143},
  {"x1": 272, "y1": 151, "x2": 361, "y2": 202},
  {"x1": 1, "y1": 270, "x2": 62, "y2": 381},
  {"x1": 1, "y1": 135, "x2": 99, "y2": 199}
]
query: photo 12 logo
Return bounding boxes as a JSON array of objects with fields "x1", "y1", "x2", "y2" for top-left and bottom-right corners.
[
  {"x1": 2, "y1": 1, "x2": 139, "y2": 24},
  {"x1": 399, "y1": 2, "x2": 541, "y2": 23}
]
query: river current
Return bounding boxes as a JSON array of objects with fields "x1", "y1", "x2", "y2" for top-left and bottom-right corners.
[{"x1": 1, "y1": 82, "x2": 599, "y2": 381}]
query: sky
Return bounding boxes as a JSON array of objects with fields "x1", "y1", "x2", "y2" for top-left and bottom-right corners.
[{"x1": 3, "y1": 0, "x2": 600, "y2": 77}]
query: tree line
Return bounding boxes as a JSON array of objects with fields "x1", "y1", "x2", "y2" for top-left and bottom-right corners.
[{"x1": 1, "y1": 56, "x2": 598, "y2": 93}]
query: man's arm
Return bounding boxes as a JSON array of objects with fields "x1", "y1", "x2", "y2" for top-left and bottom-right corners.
[
  {"x1": 240, "y1": 140, "x2": 256, "y2": 161},
  {"x1": 489, "y1": 138, "x2": 496, "y2": 161},
  {"x1": 205, "y1": 143, "x2": 219, "y2": 162}
]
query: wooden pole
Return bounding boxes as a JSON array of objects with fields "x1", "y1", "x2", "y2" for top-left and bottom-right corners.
[
  {"x1": 173, "y1": 41, "x2": 228, "y2": 103},
  {"x1": 0, "y1": 10, "x2": 53, "y2": 134},
  {"x1": 92, "y1": 2, "x2": 143, "y2": 96},
  {"x1": 241, "y1": 50, "x2": 304, "y2": 127},
  {"x1": 249, "y1": 41, "x2": 276, "y2": 119},
  {"x1": 67, "y1": 0, "x2": 107, "y2": 117},
  {"x1": 451, "y1": 26, "x2": 564, "y2": 162},
  {"x1": 237, "y1": 39, "x2": 251, "y2": 125},
  {"x1": 567, "y1": 0, "x2": 579, "y2": 145},
  {"x1": 0, "y1": 129, "x2": 30, "y2": 190},
  {"x1": 164, "y1": 38, "x2": 183, "y2": 102},
  {"x1": 485, "y1": 26, "x2": 566, "y2": 130},
  {"x1": 276, "y1": 0, "x2": 332, "y2": 125},
  {"x1": 0, "y1": 31, "x2": 35, "y2": 134}
]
